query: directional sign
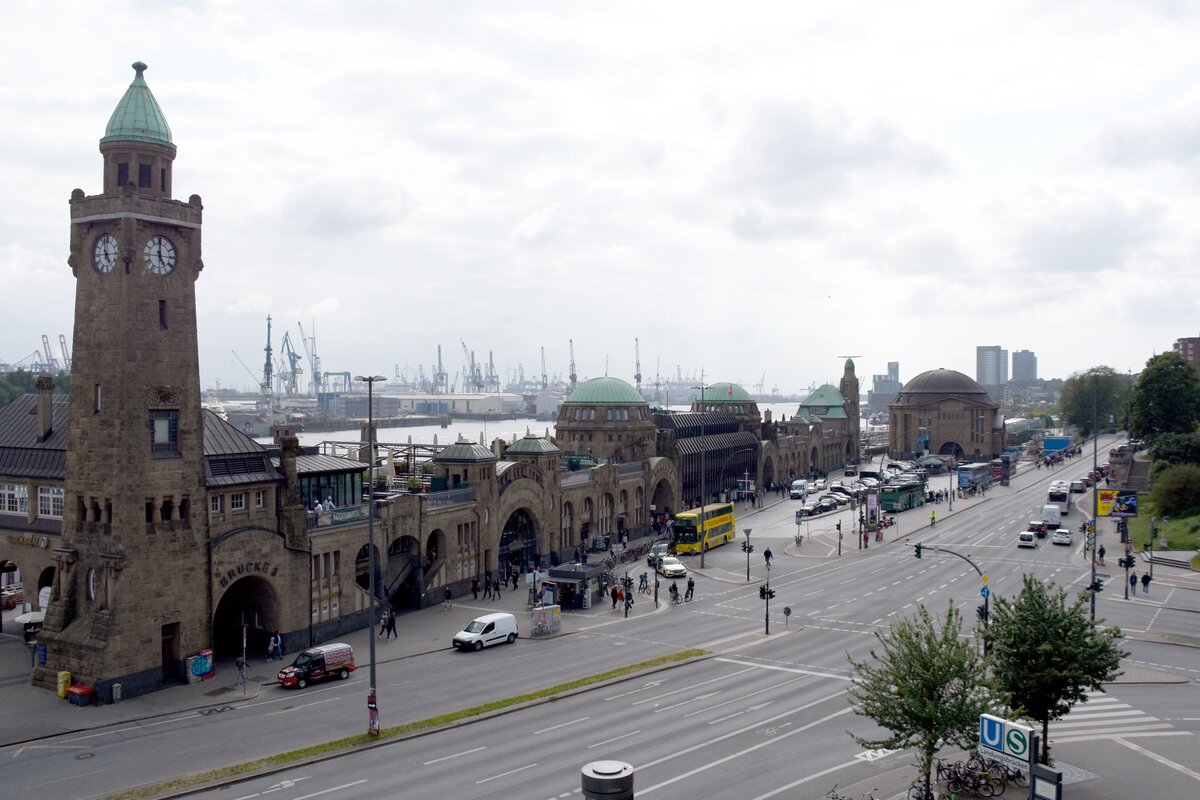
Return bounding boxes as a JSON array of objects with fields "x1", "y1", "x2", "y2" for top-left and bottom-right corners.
[{"x1": 981, "y1": 586, "x2": 990, "y2": 599}]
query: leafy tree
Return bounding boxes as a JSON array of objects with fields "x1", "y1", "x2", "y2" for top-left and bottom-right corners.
[
  {"x1": 1149, "y1": 431, "x2": 1200, "y2": 468},
  {"x1": 1058, "y1": 367, "x2": 1130, "y2": 438},
  {"x1": 1150, "y1": 463, "x2": 1200, "y2": 517},
  {"x1": 1131, "y1": 352, "x2": 1200, "y2": 441},
  {"x1": 848, "y1": 603, "x2": 996, "y2": 798},
  {"x1": 988, "y1": 576, "x2": 1127, "y2": 763}
]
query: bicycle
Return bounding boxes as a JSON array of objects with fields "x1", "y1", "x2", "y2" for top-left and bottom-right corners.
[
  {"x1": 826, "y1": 785, "x2": 848, "y2": 800},
  {"x1": 638, "y1": 573, "x2": 651, "y2": 594}
]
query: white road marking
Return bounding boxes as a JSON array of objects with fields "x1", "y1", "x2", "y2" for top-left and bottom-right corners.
[
  {"x1": 477, "y1": 762, "x2": 538, "y2": 784},
  {"x1": 533, "y1": 716, "x2": 589, "y2": 734},
  {"x1": 292, "y1": 780, "x2": 368, "y2": 800},
  {"x1": 423, "y1": 746, "x2": 487, "y2": 765},
  {"x1": 588, "y1": 730, "x2": 641, "y2": 749}
]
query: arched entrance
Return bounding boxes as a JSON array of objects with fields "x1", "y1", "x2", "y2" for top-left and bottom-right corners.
[
  {"x1": 938, "y1": 441, "x2": 965, "y2": 460},
  {"x1": 212, "y1": 576, "x2": 280, "y2": 657},
  {"x1": 498, "y1": 508, "x2": 538, "y2": 574},
  {"x1": 384, "y1": 534, "x2": 422, "y2": 610},
  {"x1": 650, "y1": 478, "x2": 673, "y2": 517}
]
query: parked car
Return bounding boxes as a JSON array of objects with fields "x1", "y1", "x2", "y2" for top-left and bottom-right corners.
[
  {"x1": 1069, "y1": 480, "x2": 1085, "y2": 494},
  {"x1": 1052, "y1": 529, "x2": 1074, "y2": 546},
  {"x1": 277, "y1": 643, "x2": 356, "y2": 688},
  {"x1": 1, "y1": 586, "x2": 22, "y2": 610},
  {"x1": 820, "y1": 493, "x2": 849, "y2": 507},
  {"x1": 453, "y1": 613, "x2": 519, "y2": 651},
  {"x1": 655, "y1": 556, "x2": 688, "y2": 578}
]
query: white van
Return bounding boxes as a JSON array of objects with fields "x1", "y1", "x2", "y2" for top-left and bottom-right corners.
[
  {"x1": 1041, "y1": 504, "x2": 1061, "y2": 532},
  {"x1": 453, "y1": 612, "x2": 518, "y2": 651},
  {"x1": 790, "y1": 479, "x2": 809, "y2": 499}
]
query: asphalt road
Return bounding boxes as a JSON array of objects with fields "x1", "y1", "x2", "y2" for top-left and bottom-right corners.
[{"x1": 3, "y1": 435, "x2": 1198, "y2": 799}]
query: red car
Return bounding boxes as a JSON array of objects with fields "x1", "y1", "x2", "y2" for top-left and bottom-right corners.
[{"x1": 1, "y1": 587, "x2": 23, "y2": 610}]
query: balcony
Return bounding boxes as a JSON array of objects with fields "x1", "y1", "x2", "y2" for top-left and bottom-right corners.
[{"x1": 306, "y1": 504, "x2": 369, "y2": 530}]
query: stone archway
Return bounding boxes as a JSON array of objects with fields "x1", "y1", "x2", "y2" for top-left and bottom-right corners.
[
  {"x1": 384, "y1": 534, "x2": 421, "y2": 610},
  {"x1": 650, "y1": 478, "x2": 673, "y2": 517},
  {"x1": 212, "y1": 575, "x2": 280, "y2": 657},
  {"x1": 761, "y1": 456, "x2": 776, "y2": 488},
  {"x1": 498, "y1": 508, "x2": 538, "y2": 574},
  {"x1": 809, "y1": 446, "x2": 820, "y2": 476},
  {"x1": 938, "y1": 441, "x2": 965, "y2": 460}
]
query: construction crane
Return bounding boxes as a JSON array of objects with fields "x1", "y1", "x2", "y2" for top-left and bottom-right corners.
[
  {"x1": 540, "y1": 347, "x2": 548, "y2": 391},
  {"x1": 634, "y1": 338, "x2": 642, "y2": 393},
  {"x1": 277, "y1": 332, "x2": 303, "y2": 396},
  {"x1": 486, "y1": 351, "x2": 499, "y2": 393},
  {"x1": 260, "y1": 316, "x2": 275, "y2": 413},
  {"x1": 569, "y1": 339, "x2": 577, "y2": 390},
  {"x1": 298, "y1": 321, "x2": 322, "y2": 396},
  {"x1": 231, "y1": 350, "x2": 264, "y2": 393},
  {"x1": 58, "y1": 335, "x2": 71, "y2": 372},
  {"x1": 754, "y1": 371, "x2": 766, "y2": 396},
  {"x1": 460, "y1": 340, "x2": 485, "y2": 392},
  {"x1": 41, "y1": 335, "x2": 60, "y2": 372}
]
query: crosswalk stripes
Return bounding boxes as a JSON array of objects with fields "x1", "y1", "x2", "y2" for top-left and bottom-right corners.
[{"x1": 1049, "y1": 691, "x2": 1174, "y2": 742}]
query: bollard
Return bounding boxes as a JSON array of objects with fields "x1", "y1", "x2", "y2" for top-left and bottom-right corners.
[{"x1": 581, "y1": 760, "x2": 634, "y2": 800}]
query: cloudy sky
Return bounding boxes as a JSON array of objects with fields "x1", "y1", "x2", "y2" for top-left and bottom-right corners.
[{"x1": 2, "y1": 1, "x2": 1197, "y2": 397}]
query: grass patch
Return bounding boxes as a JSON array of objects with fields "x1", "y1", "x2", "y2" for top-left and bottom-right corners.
[
  {"x1": 101, "y1": 648, "x2": 708, "y2": 800},
  {"x1": 1122, "y1": 496, "x2": 1200, "y2": 567}
]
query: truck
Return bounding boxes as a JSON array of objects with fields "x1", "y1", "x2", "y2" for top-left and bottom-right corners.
[{"x1": 1041, "y1": 504, "x2": 1061, "y2": 532}]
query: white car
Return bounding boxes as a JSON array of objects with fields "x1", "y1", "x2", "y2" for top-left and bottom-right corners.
[
  {"x1": 656, "y1": 556, "x2": 688, "y2": 578},
  {"x1": 1017, "y1": 531, "x2": 1037, "y2": 548},
  {"x1": 1051, "y1": 529, "x2": 1073, "y2": 546}
]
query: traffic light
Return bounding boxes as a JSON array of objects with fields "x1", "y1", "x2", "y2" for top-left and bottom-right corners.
[
  {"x1": 742, "y1": 541, "x2": 752, "y2": 553},
  {"x1": 976, "y1": 603, "x2": 988, "y2": 622},
  {"x1": 1089, "y1": 579, "x2": 1104, "y2": 593},
  {"x1": 759, "y1": 585, "x2": 767, "y2": 599},
  {"x1": 836, "y1": 521, "x2": 842, "y2": 533},
  {"x1": 914, "y1": 543, "x2": 923, "y2": 559},
  {"x1": 767, "y1": 589, "x2": 776, "y2": 599}
]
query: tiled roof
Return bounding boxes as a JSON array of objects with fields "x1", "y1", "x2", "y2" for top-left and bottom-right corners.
[{"x1": 0, "y1": 392, "x2": 70, "y2": 480}]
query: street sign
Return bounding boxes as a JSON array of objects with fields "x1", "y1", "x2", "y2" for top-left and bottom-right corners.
[
  {"x1": 795, "y1": 510, "x2": 804, "y2": 521},
  {"x1": 981, "y1": 575, "x2": 989, "y2": 585},
  {"x1": 981, "y1": 586, "x2": 990, "y2": 599},
  {"x1": 980, "y1": 714, "x2": 1032, "y2": 775}
]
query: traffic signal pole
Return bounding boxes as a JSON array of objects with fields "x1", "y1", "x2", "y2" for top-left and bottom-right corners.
[{"x1": 914, "y1": 542, "x2": 989, "y2": 651}]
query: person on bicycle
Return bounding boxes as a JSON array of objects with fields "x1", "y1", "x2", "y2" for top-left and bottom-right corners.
[
  {"x1": 669, "y1": 582, "x2": 680, "y2": 603},
  {"x1": 929, "y1": 510, "x2": 936, "y2": 527},
  {"x1": 639, "y1": 572, "x2": 649, "y2": 593},
  {"x1": 685, "y1": 576, "x2": 695, "y2": 601}
]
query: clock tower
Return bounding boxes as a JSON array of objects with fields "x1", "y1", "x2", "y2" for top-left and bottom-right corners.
[{"x1": 35, "y1": 62, "x2": 209, "y2": 696}]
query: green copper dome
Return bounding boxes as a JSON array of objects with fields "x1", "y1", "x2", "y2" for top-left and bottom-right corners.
[
  {"x1": 701, "y1": 382, "x2": 753, "y2": 403},
  {"x1": 101, "y1": 62, "x2": 175, "y2": 151},
  {"x1": 563, "y1": 377, "x2": 646, "y2": 405}
]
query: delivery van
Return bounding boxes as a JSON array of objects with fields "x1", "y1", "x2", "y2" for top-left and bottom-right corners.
[
  {"x1": 789, "y1": 480, "x2": 809, "y2": 499},
  {"x1": 1040, "y1": 505, "x2": 1061, "y2": 532},
  {"x1": 453, "y1": 612, "x2": 518, "y2": 651},
  {"x1": 277, "y1": 643, "x2": 355, "y2": 689}
]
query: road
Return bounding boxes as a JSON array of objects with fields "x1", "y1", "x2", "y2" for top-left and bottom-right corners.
[{"x1": 2, "y1": 435, "x2": 1197, "y2": 799}]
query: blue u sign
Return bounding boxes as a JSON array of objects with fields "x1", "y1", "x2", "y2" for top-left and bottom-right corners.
[{"x1": 980, "y1": 714, "x2": 1005, "y2": 750}]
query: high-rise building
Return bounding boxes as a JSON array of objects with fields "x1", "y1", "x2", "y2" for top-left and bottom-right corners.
[
  {"x1": 1174, "y1": 334, "x2": 1200, "y2": 370},
  {"x1": 976, "y1": 346, "x2": 1008, "y2": 388},
  {"x1": 867, "y1": 362, "x2": 902, "y2": 416},
  {"x1": 1012, "y1": 350, "x2": 1037, "y2": 381}
]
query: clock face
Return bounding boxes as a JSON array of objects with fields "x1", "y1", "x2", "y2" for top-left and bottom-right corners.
[
  {"x1": 144, "y1": 235, "x2": 177, "y2": 275},
  {"x1": 93, "y1": 234, "x2": 118, "y2": 273}
]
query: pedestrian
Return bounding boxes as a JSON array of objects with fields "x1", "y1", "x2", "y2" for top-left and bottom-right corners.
[
  {"x1": 611, "y1": 585, "x2": 619, "y2": 609},
  {"x1": 266, "y1": 632, "x2": 277, "y2": 662},
  {"x1": 863, "y1": 531, "x2": 869, "y2": 549},
  {"x1": 763, "y1": 547, "x2": 773, "y2": 566},
  {"x1": 274, "y1": 632, "x2": 283, "y2": 661},
  {"x1": 1141, "y1": 572, "x2": 1151, "y2": 595},
  {"x1": 1098, "y1": 545, "x2": 1106, "y2": 565},
  {"x1": 379, "y1": 606, "x2": 390, "y2": 637},
  {"x1": 482, "y1": 576, "x2": 492, "y2": 600},
  {"x1": 1130, "y1": 572, "x2": 1138, "y2": 595},
  {"x1": 443, "y1": 585, "x2": 453, "y2": 609},
  {"x1": 512, "y1": 568, "x2": 520, "y2": 591},
  {"x1": 685, "y1": 575, "x2": 695, "y2": 601},
  {"x1": 471, "y1": 576, "x2": 480, "y2": 600},
  {"x1": 617, "y1": 586, "x2": 625, "y2": 607},
  {"x1": 235, "y1": 654, "x2": 246, "y2": 686},
  {"x1": 386, "y1": 607, "x2": 397, "y2": 639}
]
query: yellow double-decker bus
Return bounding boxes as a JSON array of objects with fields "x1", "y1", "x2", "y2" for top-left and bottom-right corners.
[{"x1": 673, "y1": 502, "x2": 737, "y2": 555}]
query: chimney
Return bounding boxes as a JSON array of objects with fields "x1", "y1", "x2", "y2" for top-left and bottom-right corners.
[{"x1": 36, "y1": 376, "x2": 54, "y2": 442}]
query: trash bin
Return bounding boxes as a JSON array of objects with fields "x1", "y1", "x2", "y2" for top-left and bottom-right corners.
[
  {"x1": 57, "y1": 670, "x2": 72, "y2": 699},
  {"x1": 112, "y1": 683, "x2": 122, "y2": 703},
  {"x1": 67, "y1": 685, "x2": 94, "y2": 706}
]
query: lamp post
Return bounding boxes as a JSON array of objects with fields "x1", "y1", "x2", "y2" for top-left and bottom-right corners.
[
  {"x1": 719, "y1": 447, "x2": 756, "y2": 504},
  {"x1": 692, "y1": 382, "x2": 707, "y2": 569},
  {"x1": 764, "y1": 560, "x2": 771, "y2": 635},
  {"x1": 355, "y1": 374, "x2": 386, "y2": 736},
  {"x1": 1090, "y1": 374, "x2": 1098, "y2": 623}
]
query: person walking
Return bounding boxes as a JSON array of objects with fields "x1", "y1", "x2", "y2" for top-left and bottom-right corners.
[
  {"x1": 763, "y1": 547, "x2": 773, "y2": 567},
  {"x1": 272, "y1": 631, "x2": 283, "y2": 661},
  {"x1": 234, "y1": 654, "x2": 246, "y2": 686},
  {"x1": 1098, "y1": 545, "x2": 1106, "y2": 565},
  {"x1": 266, "y1": 632, "x2": 277, "y2": 662},
  {"x1": 1141, "y1": 572, "x2": 1151, "y2": 595},
  {"x1": 471, "y1": 576, "x2": 480, "y2": 600},
  {"x1": 442, "y1": 585, "x2": 453, "y2": 610},
  {"x1": 482, "y1": 576, "x2": 493, "y2": 600},
  {"x1": 685, "y1": 575, "x2": 695, "y2": 602},
  {"x1": 611, "y1": 585, "x2": 619, "y2": 609},
  {"x1": 379, "y1": 606, "x2": 390, "y2": 637},
  {"x1": 1129, "y1": 572, "x2": 1138, "y2": 596},
  {"x1": 386, "y1": 607, "x2": 397, "y2": 639}
]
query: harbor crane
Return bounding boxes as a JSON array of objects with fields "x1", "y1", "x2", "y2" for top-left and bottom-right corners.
[
  {"x1": 231, "y1": 350, "x2": 266, "y2": 395},
  {"x1": 634, "y1": 338, "x2": 642, "y2": 393},
  {"x1": 260, "y1": 316, "x2": 275, "y2": 413},
  {"x1": 434, "y1": 345, "x2": 447, "y2": 395},
  {"x1": 298, "y1": 321, "x2": 322, "y2": 396},
  {"x1": 277, "y1": 332, "x2": 303, "y2": 396},
  {"x1": 460, "y1": 340, "x2": 485, "y2": 392},
  {"x1": 59, "y1": 335, "x2": 71, "y2": 372},
  {"x1": 41, "y1": 335, "x2": 60, "y2": 372},
  {"x1": 569, "y1": 339, "x2": 577, "y2": 390},
  {"x1": 486, "y1": 351, "x2": 500, "y2": 393},
  {"x1": 540, "y1": 347, "x2": 548, "y2": 391}
]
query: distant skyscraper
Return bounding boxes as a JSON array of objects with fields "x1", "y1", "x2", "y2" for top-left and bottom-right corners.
[
  {"x1": 1012, "y1": 350, "x2": 1037, "y2": 381},
  {"x1": 976, "y1": 346, "x2": 1008, "y2": 387},
  {"x1": 868, "y1": 362, "x2": 902, "y2": 416},
  {"x1": 1174, "y1": 334, "x2": 1200, "y2": 370}
]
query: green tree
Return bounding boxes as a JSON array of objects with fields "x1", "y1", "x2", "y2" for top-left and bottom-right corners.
[
  {"x1": 1149, "y1": 431, "x2": 1200, "y2": 469},
  {"x1": 988, "y1": 576, "x2": 1127, "y2": 763},
  {"x1": 1131, "y1": 352, "x2": 1200, "y2": 441},
  {"x1": 1150, "y1": 463, "x2": 1200, "y2": 517},
  {"x1": 1058, "y1": 367, "x2": 1129, "y2": 439},
  {"x1": 848, "y1": 603, "x2": 996, "y2": 798}
]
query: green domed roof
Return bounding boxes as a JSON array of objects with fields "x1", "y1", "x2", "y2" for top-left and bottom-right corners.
[
  {"x1": 101, "y1": 62, "x2": 175, "y2": 151},
  {"x1": 701, "y1": 382, "x2": 753, "y2": 403},
  {"x1": 432, "y1": 439, "x2": 497, "y2": 463},
  {"x1": 563, "y1": 377, "x2": 646, "y2": 405},
  {"x1": 506, "y1": 435, "x2": 560, "y2": 455}
]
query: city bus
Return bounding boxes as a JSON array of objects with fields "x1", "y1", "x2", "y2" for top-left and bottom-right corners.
[
  {"x1": 673, "y1": 502, "x2": 737, "y2": 555},
  {"x1": 957, "y1": 462, "x2": 992, "y2": 491},
  {"x1": 880, "y1": 481, "x2": 925, "y2": 512}
]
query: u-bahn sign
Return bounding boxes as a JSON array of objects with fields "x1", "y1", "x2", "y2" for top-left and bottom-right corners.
[{"x1": 979, "y1": 713, "x2": 1033, "y2": 773}]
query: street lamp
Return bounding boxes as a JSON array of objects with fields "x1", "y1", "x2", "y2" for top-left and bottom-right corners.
[
  {"x1": 1090, "y1": 373, "x2": 1098, "y2": 623},
  {"x1": 692, "y1": 382, "x2": 707, "y2": 569},
  {"x1": 718, "y1": 447, "x2": 756, "y2": 504},
  {"x1": 354, "y1": 374, "x2": 386, "y2": 736}
]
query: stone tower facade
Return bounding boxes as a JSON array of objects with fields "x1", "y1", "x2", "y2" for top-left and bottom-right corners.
[
  {"x1": 35, "y1": 62, "x2": 209, "y2": 694},
  {"x1": 839, "y1": 358, "x2": 861, "y2": 459}
]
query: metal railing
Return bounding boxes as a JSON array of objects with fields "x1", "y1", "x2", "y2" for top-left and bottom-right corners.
[{"x1": 421, "y1": 487, "x2": 475, "y2": 509}]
